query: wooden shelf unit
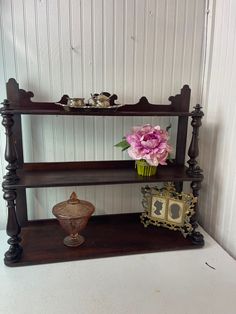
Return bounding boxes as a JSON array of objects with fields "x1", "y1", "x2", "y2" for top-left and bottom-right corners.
[{"x1": 1, "y1": 78, "x2": 204, "y2": 267}]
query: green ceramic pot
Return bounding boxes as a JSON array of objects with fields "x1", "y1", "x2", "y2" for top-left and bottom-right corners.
[{"x1": 135, "y1": 160, "x2": 157, "y2": 176}]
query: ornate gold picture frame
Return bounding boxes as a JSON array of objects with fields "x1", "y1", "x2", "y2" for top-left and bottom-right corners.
[{"x1": 140, "y1": 183, "x2": 197, "y2": 237}]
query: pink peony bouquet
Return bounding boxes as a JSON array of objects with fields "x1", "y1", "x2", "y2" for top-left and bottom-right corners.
[{"x1": 115, "y1": 124, "x2": 172, "y2": 167}]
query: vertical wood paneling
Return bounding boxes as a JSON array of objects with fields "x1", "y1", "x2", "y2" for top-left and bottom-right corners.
[
  {"x1": 161, "y1": 0, "x2": 176, "y2": 98},
  {"x1": 133, "y1": 0, "x2": 146, "y2": 98},
  {"x1": 114, "y1": 0, "x2": 124, "y2": 103},
  {"x1": 124, "y1": 0, "x2": 135, "y2": 102},
  {"x1": 35, "y1": 0, "x2": 50, "y2": 98},
  {"x1": 0, "y1": 2, "x2": 6, "y2": 86},
  {"x1": 81, "y1": 0, "x2": 93, "y2": 95},
  {"x1": 58, "y1": 0, "x2": 73, "y2": 95},
  {"x1": 199, "y1": 0, "x2": 236, "y2": 258},
  {"x1": 0, "y1": 0, "x2": 205, "y2": 230},
  {"x1": 103, "y1": 0, "x2": 114, "y2": 93},
  {"x1": 92, "y1": 0, "x2": 103, "y2": 92},
  {"x1": 70, "y1": 0, "x2": 83, "y2": 96},
  {"x1": 0, "y1": 1, "x2": 16, "y2": 80},
  {"x1": 47, "y1": 1, "x2": 62, "y2": 97},
  {"x1": 74, "y1": 116, "x2": 85, "y2": 160},
  {"x1": 11, "y1": 1, "x2": 28, "y2": 85},
  {"x1": 143, "y1": 0, "x2": 156, "y2": 100}
]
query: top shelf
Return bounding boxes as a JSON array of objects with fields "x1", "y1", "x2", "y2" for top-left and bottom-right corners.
[
  {"x1": 1, "y1": 79, "x2": 193, "y2": 117},
  {"x1": 1, "y1": 106, "x2": 194, "y2": 117}
]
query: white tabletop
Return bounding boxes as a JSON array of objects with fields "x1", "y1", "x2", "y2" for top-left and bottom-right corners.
[{"x1": 0, "y1": 227, "x2": 235, "y2": 314}]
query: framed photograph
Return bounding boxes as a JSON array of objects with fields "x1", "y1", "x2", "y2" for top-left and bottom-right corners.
[
  {"x1": 140, "y1": 183, "x2": 197, "y2": 237},
  {"x1": 167, "y1": 198, "x2": 185, "y2": 225},
  {"x1": 151, "y1": 196, "x2": 167, "y2": 220}
]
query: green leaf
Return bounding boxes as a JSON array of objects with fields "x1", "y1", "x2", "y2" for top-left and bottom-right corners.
[
  {"x1": 114, "y1": 140, "x2": 130, "y2": 151},
  {"x1": 167, "y1": 153, "x2": 174, "y2": 163},
  {"x1": 166, "y1": 123, "x2": 172, "y2": 132},
  {"x1": 121, "y1": 143, "x2": 130, "y2": 151}
]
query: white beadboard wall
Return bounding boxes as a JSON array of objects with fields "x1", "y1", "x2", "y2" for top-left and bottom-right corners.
[
  {"x1": 0, "y1": 0, "x2": 205, "y2": 228},
  {"x1": 199, "y1": 0, "x2": 236, "y2": 258}
]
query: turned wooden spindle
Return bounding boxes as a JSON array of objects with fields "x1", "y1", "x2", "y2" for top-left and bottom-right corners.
[
  {"x1": 188, "y1": 181, "x2": 204, "y2": 245},
  {"x1": 186, "y1": 105, "x2": 204, "y2": 245},
  {"x1": 1, "y1": 99, "x2": 22, "y2": 264},
  {"x1": 186, "y1": 104, "x2": 204, "y2": 177},
  {"x1": 3, "y1": 189, "x2": 22, "y2": 264},
  {"x1": 1, "y1": 99, "x2": 19, "y2": 184}
]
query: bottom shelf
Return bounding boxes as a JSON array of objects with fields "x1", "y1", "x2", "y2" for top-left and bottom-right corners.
[{"x1": 12, "y1": 213, "x2": 203, "y2": 267}]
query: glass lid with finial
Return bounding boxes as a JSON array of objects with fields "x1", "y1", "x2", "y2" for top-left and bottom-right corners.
[
  {"x1": 52, "y1": 191, "x2": 95, "y2": 220},
  {"x1": 52, "y1": 192, "x2": 95, "y2": 247}
]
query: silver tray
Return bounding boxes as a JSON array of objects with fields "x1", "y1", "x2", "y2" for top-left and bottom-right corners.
[{"x1": 55, "y1": 103, "x2": 124, "y2": 110}]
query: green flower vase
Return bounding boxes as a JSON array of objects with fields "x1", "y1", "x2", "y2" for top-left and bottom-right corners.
[{"x1": 135, "y1": 160, "x2": 157, "y2": 176}]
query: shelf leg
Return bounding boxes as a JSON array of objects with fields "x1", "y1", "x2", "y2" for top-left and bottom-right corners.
[
  {"x1": 174, "y1": 182, "x2": 183, "y2": 193},
  {"x1": 186, "y1": 104, "x2": 204, "y2": 177},
  {"x1": 1, "y1": 99, "x2": 22, "y2": 265},
  {"x1": 3, "y1": 188, "x2": 22, "y2": 265},
  {"x1": 188, "y1": 181, "x2": 204, "y2": 246},
  {"x1": 1, "y1": 99, "x2": 19, "y2": 184}
]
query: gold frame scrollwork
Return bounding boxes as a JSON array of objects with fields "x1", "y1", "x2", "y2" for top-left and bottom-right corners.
[{"x1": 140, "y1": 182, "x2": 197, "y2": 237}]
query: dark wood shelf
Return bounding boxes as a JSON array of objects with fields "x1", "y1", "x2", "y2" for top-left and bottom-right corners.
[
  {"x1": 2, "y1": 78, "x2": 193, "y2": 116},
  {"x1": 7, "y1": 161, "x2": 203, "y2": 189},
  {"x1": 7, "y1": 213, "x2": 203, "y2": 267},
  {"x1": 3, "y1": 105, "x2": 193, "y2": 116}
]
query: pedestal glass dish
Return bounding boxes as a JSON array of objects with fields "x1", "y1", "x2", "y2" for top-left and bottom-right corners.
[{"x1": 52, "y1": 192, "x2": 95, "y2": 247}]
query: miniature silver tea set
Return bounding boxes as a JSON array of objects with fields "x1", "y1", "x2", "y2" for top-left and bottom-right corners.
[{"x1": 56, "y1": 92, "x2": 122, "y2": 110}]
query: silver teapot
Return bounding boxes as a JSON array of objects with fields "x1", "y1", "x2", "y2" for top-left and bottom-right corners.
[{"x1": 67, "y1": 97, "x2": 85, "y2": 107}]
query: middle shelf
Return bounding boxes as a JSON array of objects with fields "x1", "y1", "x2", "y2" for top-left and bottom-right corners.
[{"x1": 9, "y1": 160, "x2": 203, "y2": 189}]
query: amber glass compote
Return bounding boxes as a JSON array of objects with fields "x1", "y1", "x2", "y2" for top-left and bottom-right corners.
[{"x1": 52, "y1": 192, "x2": 95, "y2": 247}]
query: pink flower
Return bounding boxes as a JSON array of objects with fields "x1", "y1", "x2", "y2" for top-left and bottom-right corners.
[{"x1": 125, "y1": 124, "x2": 172, "y2": 166}]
